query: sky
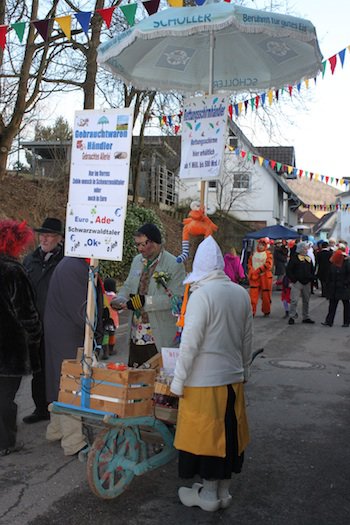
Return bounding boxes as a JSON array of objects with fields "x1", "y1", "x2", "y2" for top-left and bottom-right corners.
[
  {"x1": 45, "y1": 0, "x2": 350, "y2": 190},
  {"x1": 240, "y1": 0, "x2": 350, "y2": 187}
]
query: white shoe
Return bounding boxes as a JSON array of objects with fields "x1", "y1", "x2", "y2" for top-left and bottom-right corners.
[{"x1": 178, "y1": 483, "x2": 221, "y2": 512}]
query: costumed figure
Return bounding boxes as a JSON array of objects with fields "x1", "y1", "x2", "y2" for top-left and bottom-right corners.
[
  {"x1": 176, "y1": 201, "x2": 218, "y2": 263},
  {"x1": 248, "y1": 237, "x2": 273, "y2": 316}
]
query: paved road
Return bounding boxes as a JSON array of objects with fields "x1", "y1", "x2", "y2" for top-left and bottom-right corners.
[{"x1": 1, "y1": 293, "x2": 350, "y2": 525}]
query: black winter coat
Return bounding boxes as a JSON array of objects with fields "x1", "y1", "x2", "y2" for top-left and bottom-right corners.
[
  {"x1": 286, "y1": 253, "x2": 314, "y2": 285},
  {"x1": 23, "y1": 244, "x2": 64, "y2": 319},
  {"x1": 0, "y1": 255, "x2": 42, "y2": 377},
  {"x1": 325, "y1": 260, "x2": 350, "y2": 301}
]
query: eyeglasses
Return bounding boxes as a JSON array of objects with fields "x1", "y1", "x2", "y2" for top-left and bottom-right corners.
[{"x1": 135, "y1": 239, "x2": 151, "y2": 248}]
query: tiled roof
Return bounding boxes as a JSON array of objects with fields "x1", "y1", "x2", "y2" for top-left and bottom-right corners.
[{"x1": 255, "y1": 146, "x2": 296, "y2": 167}]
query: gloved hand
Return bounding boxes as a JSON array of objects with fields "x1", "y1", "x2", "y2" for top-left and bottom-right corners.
[{"x1": 126, "y1": 294, "x2": 145, "y2": 311}]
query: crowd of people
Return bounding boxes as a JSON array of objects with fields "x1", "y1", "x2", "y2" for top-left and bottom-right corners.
[{"x1": 0, "y1": 216, "x2": 348, "y2": 512}]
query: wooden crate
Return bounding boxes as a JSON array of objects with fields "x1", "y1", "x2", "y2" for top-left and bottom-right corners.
[
  {"x1": 154, "y1": 381, "x2": 177, "y2": 398},
  {"x1": 58, "y1": 360, "x2": 156, "y2": 418}
]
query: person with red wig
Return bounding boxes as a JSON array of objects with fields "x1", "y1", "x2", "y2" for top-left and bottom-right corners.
[{"x1": 0, "y1": 219, "x2": 41, "y2": 456}]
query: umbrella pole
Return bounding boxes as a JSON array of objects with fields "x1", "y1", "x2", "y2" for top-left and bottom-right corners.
[
  {"x1": 200, "y1": 31, "x2": 215, "y2": 209},
  {"x1": 83, "y1": 257, "x2": 98, "y2": 375}
]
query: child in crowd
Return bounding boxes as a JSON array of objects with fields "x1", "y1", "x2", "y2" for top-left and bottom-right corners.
[
  {"x1": 281, "y1": 274, "x2": 291, "y2": 318},
  {"x1": 101, "y1": 277, "x2": 119, "y2": 360}
]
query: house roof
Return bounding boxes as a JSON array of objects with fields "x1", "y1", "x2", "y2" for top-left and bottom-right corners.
[
  {"x1": 313, "y1": 211, "x2": 337, "y2": 235},
  {"x1": 298, "y1": 210, "x2": 319, "y2": 224},
  {"x1": 255, "y1": 146, "x2": 296, "y2": 168},
  {"x1": 284, "y1": 177, "x2": 339, "y2": 205},
  {"x1": 21, "y1": 140, "x2": 71, "y2": 160}
]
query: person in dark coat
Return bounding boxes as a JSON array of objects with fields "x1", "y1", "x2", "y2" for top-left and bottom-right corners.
[
  {"x1": 273, "y1": 240, "x2": 288, "y2": 284},
  {"x1": 22, "y1": 217, "x2": 64, "y2": 424},
  {"x1": 44, "y1": 256, "x2": 103, "y2": 456},
  {"x1": 321, "y1": 246, "x2": 350, "y2": 327},
  {"x1": 316, "y1": 241, "x2": 332, "y2": 298},
  {"x1": 286, "y1": 241, "x2": 315, "y2": 325},
  {"x1": 0, "y1": 219, "x2": 41, "y2": 456}
]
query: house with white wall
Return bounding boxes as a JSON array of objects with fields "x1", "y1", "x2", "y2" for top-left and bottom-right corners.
[
  {"x1": 333, "y1": 190, "x2": 350, "y2": 243},
  {"x1": 177, "y1": 119, "x2": 301, "y2": 229}
]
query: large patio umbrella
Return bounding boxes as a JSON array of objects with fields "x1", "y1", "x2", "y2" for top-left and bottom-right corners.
[{"x1": 97, "y1": 2, "x2": 323, "y2": 95}]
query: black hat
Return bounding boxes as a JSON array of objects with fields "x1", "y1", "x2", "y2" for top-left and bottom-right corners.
[
  {"x1": 34, "y1": 217, "x2": 64, "y2": 235},
  {"x1": 135, "y1": 223, "x2": 162, "y2": 244},
  {"x1": 104, "y1": 277, "x2": 116, "y2": 293}
]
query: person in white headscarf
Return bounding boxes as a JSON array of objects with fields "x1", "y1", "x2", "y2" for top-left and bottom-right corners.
[{"x1": 170, "y1": 236, "x2": 253, "y2": 512}]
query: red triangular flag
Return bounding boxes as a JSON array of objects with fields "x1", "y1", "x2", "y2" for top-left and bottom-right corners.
[
  {"x1": 32, "y1": 19, "x2": 52, "y2": 41},
  {"x1": 328, "y1": 55, "x2": 337, "y2": 74},
  {"x1": 270, "y1": 160, "x2": 276, "y2": 169},
  {"x1": 228, "y1": 104, "x2": 233, "y2": 119},
  {"x1": 96, "y1": 6, "x2": 116, "y2": 29},
  {"x1": 255, "y1": 95, "x2": 260, "y2": 109},
  {"x1": 0, "y1": 25, "x2": 7, "y2": 50},
  {"x1": 252, "y1": 155, "x2": 257, "y2": 164},
  {"x1": 240, "y1": 150, "x2": 246, "y2": 158},
  {"x1": 288, "y1": 85, "x2": 293, "y2": 97},
  {"x1": 174, "y1": 125, "x2": 180, "y2": 134},
  {"x1": 142, "y1": 0, "x2": 161, "y2": 16}
]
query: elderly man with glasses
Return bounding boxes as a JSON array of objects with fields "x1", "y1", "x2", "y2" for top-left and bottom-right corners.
[
  {"x1": 111, "y1": 223, "x2": 186, "y2": 367},
  {"x1": 22, "y1": 217, "x2": 64, "y2": 424}
]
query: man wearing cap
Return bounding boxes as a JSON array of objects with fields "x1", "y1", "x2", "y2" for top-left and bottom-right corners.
[
  {"x1": 22, "y1": 217, "x2": 64, "y2": 423},
  {"x1": 111, "y1": 223, "x2": 186, "y2": 367},
  {"x1": 286, "y1": 241, "x2": 315, "y2": 325}
]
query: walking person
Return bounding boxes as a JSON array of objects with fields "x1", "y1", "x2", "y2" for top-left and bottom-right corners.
[
  {"x1": 286, "y1": 241, "x2": 315, "y2": 325},
  {"x1": 316, "y1": 241, "x2": 332, "y2": 297},
  {"x1": 321, "y1": 245, "x2": 350, "y2": 327},
  {"x1": 171, "y1": 236, "x2": 253, "y2": 512},
  {"x1": 247, "y1": 237, "x2": 273, "y2": 316},
  {"x1": 223, "y1": 247, "x2": 245, "y2": 284},
  {"x1": 22, "y1": 217, "x2": 64, "y2": 424},
  {"x1": 0, "y1": 220, "x2": 41, "y2": 456}
]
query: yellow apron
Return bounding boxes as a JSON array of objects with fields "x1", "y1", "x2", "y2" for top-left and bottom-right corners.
[{"x1": 174, "y1": 383, "x2": 249, "y2": 457}]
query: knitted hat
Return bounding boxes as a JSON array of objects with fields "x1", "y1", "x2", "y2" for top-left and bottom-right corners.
[
  {"x1": 183, "y1": 235, "x2": 224, "y2": 284},
  {"x1": 35, "y1": 217, "x2": 64, "y2": 235},
  {"x1": 135, "y1": 223, "x2": 162, "y2": 244}
]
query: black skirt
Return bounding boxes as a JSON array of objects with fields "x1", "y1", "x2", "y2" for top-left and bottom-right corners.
[{"x1": 178, "y1": 385, "x2": 244, "y2": 480}]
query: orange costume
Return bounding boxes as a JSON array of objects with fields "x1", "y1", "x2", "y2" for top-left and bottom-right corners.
[{"x1": 248, "y1": 238, "x2": 273, "y2": 316}]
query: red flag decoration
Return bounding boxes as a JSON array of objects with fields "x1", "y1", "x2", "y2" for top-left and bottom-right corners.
[
  {"x1": 75, "y1": 11, "x2": 92, "y2": 35},
  {"x1": 32, "y1": 19, "x2": 52, "y2": 41},
  {"x1": 228, "y1": 104, "x2": 233, "y2": 119},
  {"x1": 174, "y1": 125, "x2": 180, "y2": 134},
  {"x1": 255, "y1": 95, "x2": 260, "y2": 109},
  {"x1": 328, "y1": 54, "x2": 337, "y2": 74},
  {"x1": 270, "y1": 160, "x2": 276, "y2": 169},
  {"x1": 0, "y1": 25, "x2": 7, "y2": 50},
  {"x1": 96, "y1": 6, "x2": 116, "y2": 29},
  {"x1": 288, "y1": 85, "x2": 293, "y2": 97},
  {"x1": 240, "y1": 150, "x2": 246, "y2": 159},
  {"x1": 143, "y1": 0, "x2": 161, "y2": 16}
]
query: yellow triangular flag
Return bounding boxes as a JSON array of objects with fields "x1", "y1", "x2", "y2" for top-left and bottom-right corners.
[
  {"x1": 267, "y1": 90, "x2": 273, "y2": 106},
  {"x1": 304, "y1": 78, "x2": 309, "y2": 89},
  {"x1": 168, "y1": 0, "x2": 183, "y2": 6},
  {"x1": 258, "y1": 156, "x2": 264, "y2": 166},
  {"x1": 287, "y1": 165, "x2": 293, "y2": 174},
  {"x1": 314, "y1": 173, "x2": 319, "y2": 181},
  {"x1": 238, "y1": 102, "x2": 243, "y2": 115},
  {"x1": 55, "y1": 15, "x2": 71, "y2": 39}
]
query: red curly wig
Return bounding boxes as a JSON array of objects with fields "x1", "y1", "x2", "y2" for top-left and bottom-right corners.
[{"x1": 0, "y1": 219, "x2": 35, "y2": 258}]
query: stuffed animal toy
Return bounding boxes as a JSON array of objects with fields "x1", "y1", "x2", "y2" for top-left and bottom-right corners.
[{"x1": 176, "y1": 201, "x2": 218, "y2": 263}]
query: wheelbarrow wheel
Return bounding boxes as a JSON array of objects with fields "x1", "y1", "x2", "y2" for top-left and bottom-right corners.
[{"x1": 87, "y1": 427, "x2": 139, "y2": 499}]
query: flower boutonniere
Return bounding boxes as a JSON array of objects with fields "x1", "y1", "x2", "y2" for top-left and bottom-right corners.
[{"x1": 153, "y1": 271, "x2": 171, "y2": 289}]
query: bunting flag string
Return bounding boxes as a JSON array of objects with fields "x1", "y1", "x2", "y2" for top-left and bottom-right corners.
[
  {"x1": 304, "y1": 204, "x2": 350, "y2": 212},
  {"x1": 225, "y1": 144, "x2": 349, "y2": 191}
]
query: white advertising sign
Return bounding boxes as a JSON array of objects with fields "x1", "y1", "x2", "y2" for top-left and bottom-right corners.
[
  {"x1": 65, "y1": 108, "x2": 134, "y2": 260},
  {"x1": 179, "y1": 94, "x2": 228, "y2": 180},
  {"x1": 161, "y1": 347, "x2": 180, "y2": 373}
]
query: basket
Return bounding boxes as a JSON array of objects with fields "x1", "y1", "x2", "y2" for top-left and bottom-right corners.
[
  {"x1": 153, "y1": 381, "x2": 178, "y2": 424},
  {"x1": 154, "y1": 381, "x2": 177, "y2": 397},
  {"x1": 58, "y1": 360, "x2": 156, "y2": 418}
]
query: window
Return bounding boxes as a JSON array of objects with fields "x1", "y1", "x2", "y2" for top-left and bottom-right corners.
[
  {"x1": 233, "y1": 173, "x2": 250, "y2": 189},
  {"x1": 228, "y1": 135, "x2": 238, "y2": 150},
  {"x1": 208, "y1": 180, "x2": 217, "y2": 190}
]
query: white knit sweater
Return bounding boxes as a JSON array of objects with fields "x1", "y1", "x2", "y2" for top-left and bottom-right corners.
[{"x1": 170, "y1": 271, "x2": 253, "y2": 396}]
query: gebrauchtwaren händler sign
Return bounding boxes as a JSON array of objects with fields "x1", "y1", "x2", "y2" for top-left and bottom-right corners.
[{"x1": 65, "y1": 108, "x2": 134, "y2": 261}]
